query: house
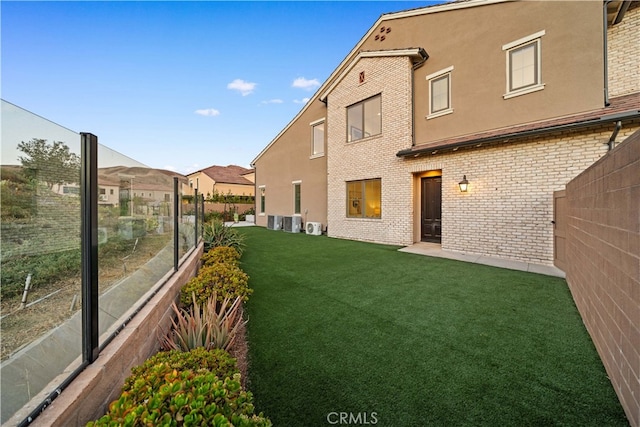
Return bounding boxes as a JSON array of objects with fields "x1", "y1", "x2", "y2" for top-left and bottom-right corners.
[
  {"x1": 184, "y1": 165, "x2": 255, "y2": 199},
  {"x1": 251, "y1": 1, "x2": 639, "y2": 422},
  {"x1": 251, "y1": 0, "x2": 639, "y2": 267}
]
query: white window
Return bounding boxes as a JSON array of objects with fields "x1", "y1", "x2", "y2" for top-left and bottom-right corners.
[
  {"x1": 258, "y1": 185, "x2": 266, "y2": 215},
  {"x1": 310, "y1": 119, "x2": 325, "y2": 158},
  {"x1": 503, "y1": 30, "x2": 545, "y2": 99},
  {"x1": 426, "y1": 66, "x2": 454, "y2": 119}
]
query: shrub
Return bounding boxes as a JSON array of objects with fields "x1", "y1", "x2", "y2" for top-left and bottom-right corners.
[
  {"x1": 180, "y1": 263, "x2": 252, "y2": 307},
  {"x1": 202, "y1": 246, "x2": 241, "y2": 267},
  {"x1": 162, "y1": 293, "x2": 247, "y2": 353},
  {"x1": 124, "y1": 348, "x2": 239, "y2": 392},
  {"x1": 87, "y1": 370, "x2": 271, "y2": 426},
  {"x1": 203, "y1": 220, "x2": 245, "y2": 254}
]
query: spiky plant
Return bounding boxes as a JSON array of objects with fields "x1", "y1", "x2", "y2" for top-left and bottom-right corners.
[{"x1": 162, "y1": 292, "x2": 247, "y2": 352}]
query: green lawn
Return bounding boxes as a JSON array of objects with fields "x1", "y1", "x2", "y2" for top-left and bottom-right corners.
[{"x1": 240, "y1": 227, "x2": 628, "y2": 426}]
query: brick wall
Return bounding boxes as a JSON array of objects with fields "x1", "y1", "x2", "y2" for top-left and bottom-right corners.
[
  {"x1": 608, "y1": 5, "x2": 639, "y2": 98},
  {"x1": 563, "y1": 129, "x2": 640, "y2": 426},
  {"x1": 327, "y1": 55, "x2": 414, "y2": 246}
]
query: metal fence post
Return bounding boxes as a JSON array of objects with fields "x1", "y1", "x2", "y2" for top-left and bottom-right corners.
[
  {"x1": 80, "y1": 133, "x2": 99, "y2": 363},
  {"x1": 173, "y1": 177, "x2": 179, "y2": 271}
]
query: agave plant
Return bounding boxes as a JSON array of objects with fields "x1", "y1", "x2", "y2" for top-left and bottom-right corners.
[
  {"x1": 202, "y1": 219, "x2": 245, "y2": 254},
  {"x1": 162, "y1": 292, "x2": 247, "y2": 352}
]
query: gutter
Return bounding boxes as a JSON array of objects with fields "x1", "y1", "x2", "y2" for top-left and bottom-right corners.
[
  {"x1": 411, "y1": 52, "x2": 429, "y2": 146},
  {"x1": 397, "y1": 110, "x2": 640, "y2": 158},
  {"x1": 604, "y1": 0, "x2": 611, "y2": 106}
]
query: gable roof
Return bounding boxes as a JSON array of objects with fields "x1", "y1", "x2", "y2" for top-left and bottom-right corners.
[
  {"x1": 198, "y1": 165, "x2": 254, "y2": 185},
  {"x1": 251, "y1": 0, "x2": 508, "y2": 166},
  {"x1": 396, "y1": 93, "x2": 640, "y2": 157}
]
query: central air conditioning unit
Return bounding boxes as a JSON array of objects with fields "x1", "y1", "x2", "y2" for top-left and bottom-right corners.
[
  {"x1": 267, "y1": 215, "x2": 282, "y2": 230},
  {"x1": 306, "y1": 222, "x2": 322, "y2": 235},
  {"x1": 99, "y1": 194, "x2": 108, "y2": 201},
  {"x1": 283, "y1": 216, "x2": 301, "y2": 233}
]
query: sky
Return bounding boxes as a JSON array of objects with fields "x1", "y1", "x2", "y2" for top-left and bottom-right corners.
[{"x1": 1, "y1": 1, "x2": 440, "y2": 174}]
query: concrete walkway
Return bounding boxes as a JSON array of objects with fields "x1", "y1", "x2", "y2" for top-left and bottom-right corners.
[
  {"x1": 224, "y1": 221, "x2": 255, "y2": 227},
  {"x1": 398, "y1": 242, "x2": 565, "y2": 278}
]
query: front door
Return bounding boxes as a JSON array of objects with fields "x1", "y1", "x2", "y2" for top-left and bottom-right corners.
[{"x1": 421, "y1": 177, "x2": 442, "y2": 243}]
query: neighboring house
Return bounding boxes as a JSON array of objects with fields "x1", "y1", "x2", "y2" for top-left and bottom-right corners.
[
  {"x1": 251, "y1": 0, "x2": 639, "y2": 267},
  {"x1": 185, "y1": 165, "x2": 255, "y2": 198}
]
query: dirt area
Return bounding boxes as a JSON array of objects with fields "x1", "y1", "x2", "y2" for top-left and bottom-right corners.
[{"x1": 1, "y1": 235, "x2": 170, "y2": 361}]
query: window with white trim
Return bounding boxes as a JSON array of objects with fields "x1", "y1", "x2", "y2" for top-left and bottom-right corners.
[
  {"x1": 426, "y1": 66, "x2": 453, "y2": 119},
  {"x1": 310, "y1": 119, "x2": 325, "y2": 157},
  {"x1": 503, "y1": 30, "x2": 545, "y2": 98},
  {"x1": 259, "y1": 186, "x2": 266, "y2": 214},
  {"x1": 293, "y1": 181, "x2": 301, "y2": 215}
]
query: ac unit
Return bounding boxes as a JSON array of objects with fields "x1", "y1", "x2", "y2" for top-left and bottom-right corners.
[
  {"x1": 99, "y1": 194, "x2": 108, "y2": 201},
  {"x1": 267, "y1": 215, "x2": 282, "y2": 230},
  {"x1": 283, "y1": 216, "x2": 301, "y2": 233},
  {"x1": 306, "y1": 222, "x2": 322, "y2": 235}
]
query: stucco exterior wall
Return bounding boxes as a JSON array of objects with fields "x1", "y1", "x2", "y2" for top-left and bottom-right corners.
[
  {"x1": 608, "y1": 5, "x2": 640, "y2": 98},
  {"x1": 253, "y1": 98, "x2": 328, "y2": 228},
  {"x1": 327, "y1": 56, "x2": 413, "y2": 245},
  {"x1": 357, "y1": 0, "x2": 605, "y2": 145}
]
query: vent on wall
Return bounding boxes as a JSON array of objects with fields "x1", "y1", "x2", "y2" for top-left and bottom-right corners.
[
  {"x1": 283, "y1": 216, "x2": 301, "y2": 233},
  {"x1": 306, "y1": 222, "x2": 322, "y2": 235},
  {"x1": 267, "y1": 215, "x2": 282, "y2": 230}
]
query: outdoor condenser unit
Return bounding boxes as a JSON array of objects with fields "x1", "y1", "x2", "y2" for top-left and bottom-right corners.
[
  {"x1": 267, "y1": 215, "x2": 282, "y2": 230},
  {"x1": 283, "y1": 216, "x2": 302, "y2": 233}
]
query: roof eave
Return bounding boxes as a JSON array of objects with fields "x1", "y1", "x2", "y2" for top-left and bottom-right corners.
[{"x1": 397, "y1": 110, "x2": 640, "y2": 158}]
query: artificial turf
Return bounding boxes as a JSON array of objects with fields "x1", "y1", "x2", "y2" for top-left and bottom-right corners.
[{"x1": 239, "y1": 227, "x2": 628, "y2": 426}]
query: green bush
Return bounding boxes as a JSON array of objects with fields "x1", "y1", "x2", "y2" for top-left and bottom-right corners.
[
  {"x1": 202, "y1": 220, "x2": 245, "y2": 254},
  {"x1": 88, "y1": 368, "x2": 271, "y2": 426},
  {"x1": 202, "y1": 246, "x2": 241, "y2": 267},
  {"x1": 0, "y1": 249, "x2": 81, "y2": 299},
  {"x1": 180, "y1": 263, "x2": 252, "y2": 307},
  {"x1": 124, "y1": 348, "x2": 239, "y2": 391}
]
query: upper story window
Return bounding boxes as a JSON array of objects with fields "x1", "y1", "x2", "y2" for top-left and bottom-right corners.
[
  {"x1": 503, "y1": 30, "x2": 545, "y2": 99},
  {"x1": 347, "y1": 94, "x2": 381, "y2": 142},
  {"x1": 426, "y1": 66, "x2": 454, "y2": 119},
  {"x1": 310, "y1": 119, "x2": 325, "y2": 158}
]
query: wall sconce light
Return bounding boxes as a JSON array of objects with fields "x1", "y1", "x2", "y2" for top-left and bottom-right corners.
[{"x1": 459, "y1": 175, "x2": 469, "y2": 192}]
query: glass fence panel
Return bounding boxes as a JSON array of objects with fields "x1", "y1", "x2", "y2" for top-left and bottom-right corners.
[
  {"x1": 97, "y1": 151, "x2": 179, "y2": 339},
  {"x1": 1, "y1": 100, "x2": 83, "y2": 423},
  {"x1": 179, "y1": 192, "x2": 196, "y2": 262}
]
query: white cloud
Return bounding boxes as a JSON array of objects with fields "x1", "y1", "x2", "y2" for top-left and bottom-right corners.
[
  {"x1": 292, "y1": 77, "x2": 320, "y2": 91},
  {"x1": 261, "y1": 99, "x2": 284, "y2": 105},
  {"x1": 164, "y1": 165, "x2": 177, "y2": 172},
  {"x1": 194, "y1": 108, "x2": 220, "y2": 117},
  {"x1": 293, "y1": 97, "x2": 310, "y2": 104},
  {"x1": 227, "y1": 79, "x2": 257, "y2": 96}
]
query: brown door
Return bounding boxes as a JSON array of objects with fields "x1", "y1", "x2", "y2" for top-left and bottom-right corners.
[
  {"x1": 553, "y1": 190, "x2": 567, "y2": 271},
  {"x1": 421, "y1": 177, "x2": 442, "y2": 243}
]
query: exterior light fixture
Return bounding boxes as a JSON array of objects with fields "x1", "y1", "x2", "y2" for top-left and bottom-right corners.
[{"x1": 459, "y1": 175, "x2": 469, "y2": 192}]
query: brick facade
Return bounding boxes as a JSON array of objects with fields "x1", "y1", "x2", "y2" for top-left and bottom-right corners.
[
  {"x1": 563, "y1": 129, "x2": 640, "y2": 426},
  {"x1": 326, "y1": 55, "x2": 639, "y2": 266},
  {"x1": 327, "y1": 56, "x2": 414, "y2": 245},
  {"x1": 608, "y1": 5, "x2": 640, "y2": 98}
]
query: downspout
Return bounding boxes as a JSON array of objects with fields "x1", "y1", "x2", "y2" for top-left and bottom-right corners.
[
  {"x1": 603, "y1": 0, "x2": 611, "y2": 106},
  {"x1": 411, "y1": 50, "x2": 429, "y2": 146},
  {"x1": 607, "y1": 121, "x2": 622, "y2": 151}
]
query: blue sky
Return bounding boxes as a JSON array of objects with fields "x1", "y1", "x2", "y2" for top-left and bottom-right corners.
[{"x1": 2, "y1": 1, "x2": 438, "y2": 174}]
